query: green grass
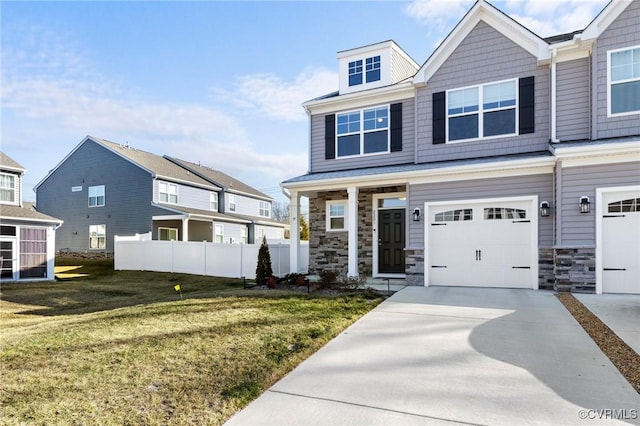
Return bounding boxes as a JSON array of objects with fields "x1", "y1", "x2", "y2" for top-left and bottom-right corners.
[{"x1": 1, "y1": 258, "x2": 383, "y2": 425}]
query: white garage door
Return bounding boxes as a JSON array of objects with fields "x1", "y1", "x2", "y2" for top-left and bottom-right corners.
[
  {"x1": 601, "y1": 190, "x2": 640, "y2": 294},
  {"x1": 427, "y1": 199, "x2": 535, "y2": 288}
]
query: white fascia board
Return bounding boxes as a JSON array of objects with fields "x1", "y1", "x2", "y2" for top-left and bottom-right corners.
[
  {"x1": 303, "y1": 82, "x2": 415, "y2": 115},
  {"x1": 413, "y1": 1, "x2": 550, "y2": 85},
  {"x1": 154, "y1": 175, "x2": 218, "y2": 192},
  {"x1": 282, "y1": 156, "x2": 555, "y2": 193},
  {"x1": 337, "y1": 40, "x2": 394, "y2": 59},
  {"x1": 225, "y1": 188, "x2": 273, "y2": 202},
  {"x1": 553, "y1": 36, "x2": 594, "y2": 63},
  {"x1": 582, "y1": 0, "x2": 633, "y2": 41},
  {"x1": 0, "y1": 216, "x2": 63, "y2": 226},
  {"x1": 553, "y1": 140, "x2": 640, "y2": 167},
  {"x1": 34, "y1": 135, "x2": 97, "y2": 190}
]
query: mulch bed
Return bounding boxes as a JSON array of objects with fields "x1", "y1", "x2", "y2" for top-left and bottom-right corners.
[{"x1": 557, "y1": 293, "x2": 640, "y2": 394}]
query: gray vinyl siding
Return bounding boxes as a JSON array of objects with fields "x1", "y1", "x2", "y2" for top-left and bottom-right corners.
[
  {"x1": 559, "y1": 161, "x2": 640, "y2": 246},
  {"x1": 211, "y1": 221, "x2": 246, "y2": 244},
  {"x1": 593, "y1": 0, "x2": 640, "y2": 139},
  {"x1": 154, "y1": 179, "x2": 213, "y2": 211},
  {"x1": 556, "y1": 58, "x2": 590, "y2": 141},
  {"x1": 408, "y1": 173, "x2": 553, "y2": 249},
  {"x1": 231, "y1": 193, "x2": 270, "y2": 219},
  {"x1": 416, "y1": 21, "x2": 550, "y2": 162},
  {"x1": 36, "y1": 140, "x2": 167, "y2": 252},
  {"x1": 310, "y1": 97, "x2": 415, "y2": 173}
]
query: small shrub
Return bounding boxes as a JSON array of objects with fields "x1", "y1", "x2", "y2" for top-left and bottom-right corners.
[
  {"x1": 337, "y1": 274, "x2": 367, "y2": 290},
  {"x1": 317, "y1": 269, "x2": 339, "y2": 289},
  {"x1": 255, "y1": 236, "x2": 273, "y2": 285}
]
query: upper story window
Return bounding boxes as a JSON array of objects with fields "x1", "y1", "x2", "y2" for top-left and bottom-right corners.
[
  {"x1": 88, "y1": 185, "x2": 105, "y2": 207},
  {"x1": 210, "y1": 192, "x2": 218, "y2": 211},
  {"x1": 159, "y1": 182, "x2": 178, "y2": 204},
  {"x1": 0, "y1": 173, "x2": 16, "y2": 204},
  {"x1": 366, "y1": 56, "x2": 381, "y2": 83},
  {"x1": 609, "y1": 46, "x2": 640, "y2": 116},
  {"x1": 447, "y1": 79, "x2": 517, "y2": 142},
  {"x1": 337, "y1": 105, "x2": 389, "y2": 157},
  {"x1": 259, "y1": 201, "x2": 270, "y2": 218},
  {"x1": 228, "y1": 194, "x2": 236, "y2": 212},
  {"x1": 349, "y1": 55, "x2": 381, "y2": 87}
]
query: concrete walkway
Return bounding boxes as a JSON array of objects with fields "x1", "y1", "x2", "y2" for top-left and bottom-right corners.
[
  {"x1": 226, "y1": 287, "x2": 640, "y2": 425},
  {"x1": 575, "y1": 293, "x2": 640, "y2": 355}
]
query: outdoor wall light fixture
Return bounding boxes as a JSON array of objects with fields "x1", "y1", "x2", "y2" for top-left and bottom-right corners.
[
  {"x1": 580, "y1": 196, "x2": 591, "y2": 214},
  {"x1": 413, "y1": 208, "x2": 421, "y2": 221},
  {"x1": 540, "y1": 201, "x2": 550, "y2": 217}
]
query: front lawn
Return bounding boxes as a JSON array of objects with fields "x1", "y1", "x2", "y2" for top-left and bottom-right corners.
[{"x1": 0, "y1": 258, "x2": 383, "y2": 425}]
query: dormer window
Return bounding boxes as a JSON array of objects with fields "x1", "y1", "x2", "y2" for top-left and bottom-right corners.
[
  {"x1": 366, "y1": 56, "x2": 381, "y2": 82},
  {"x1": 0, "y1": 173, "x2": 16, "y2": 204},
  {"x1": 348, "y1": 55, "x2": 381, "y2": 87}
]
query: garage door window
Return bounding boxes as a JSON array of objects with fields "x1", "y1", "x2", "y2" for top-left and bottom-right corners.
[
  {"x1": 484, "y1": 208, "x2": 526, "y2": 220},
  {"x1": 434, "y1": 209, "x2": 472, "y2": 222},
  {"x1": 608, "y1": 198, "x2": 640, "y2": 213}
]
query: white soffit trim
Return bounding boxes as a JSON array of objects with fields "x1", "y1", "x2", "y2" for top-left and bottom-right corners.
[
  {"x1": 582, "y1": 0, "x2": 634, "y2": 41},
  {"x1": 554, "y1": 140, "x2": 640, "y2": 167},
  {"x1": 413, "y1": 0, "x2": 550, "y2": 86},
  {"x1": 283, "y1": 156, "x2": 555, "y2": 193},
  {"x1": 303, "y1": 82, "x2": 415, "y2": 115}
]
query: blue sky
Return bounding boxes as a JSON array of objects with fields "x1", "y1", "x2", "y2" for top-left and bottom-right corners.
[{"x1": 1, "y1": 0, "x2": 609, "y2": 203}]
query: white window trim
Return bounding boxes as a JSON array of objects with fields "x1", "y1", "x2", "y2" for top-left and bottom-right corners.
[
  {"x1": 259, "y1": 201, "x2": 271, "y2": 218},
  {"x1": 241, "y1": 227, "x2": 248, "y2": 244},
  {"x1": 228, "y1": 194, "x2": 237, "y2": 212},
  {"x1": 88, "y1": 185, "x2": 105, "y2": 208},
  {"x1": 89, "y1": 224, "x2": 106, "y2": 250},
  {"x1": 210, "y1": 192, "x2": 219, "y2": 211},
  {"x1": 159, "y1": 182, "x2": 178, "y2": 205},
  {"x1": 607, "y1": 45, "x2": 640, "y2": 118},
  {"x1": 446, "y1": 78, "x2": 518, "y2": 144},
  {"x1": 336, "y1": 104, "x2": 390, "y2": 159},
  {"x1": 0, "y1": 172, "x2": 17, "y2": 205},
  {"x1": 158, "y1": 227, "x2": 178, "y2": 241},
  {"x1": 214, "y1": 224, "x2": 224, "y2": 243},
  {"x1": 326, "y1": 200, "x2": 348, "y2": 232}
]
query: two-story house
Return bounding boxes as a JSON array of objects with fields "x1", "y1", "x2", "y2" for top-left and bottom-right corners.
[
  {"x1": 283, "y1": 0, "x2": 640, "y2": 294},
  {"x1": 0, "y1": 152, "x2": 62, "y2": 282},
  {"x1": 35, "y1": 136, "x2": 286, "y2": 252}
]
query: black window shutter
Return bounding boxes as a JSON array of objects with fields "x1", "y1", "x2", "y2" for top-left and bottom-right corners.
[
  {"x1": 325, "y1": 114, "x2": 335, "y2": 160},
  {"x1": 432, "y1": 92, "x2": 446, "y2": 144},
  {"x1": 519, "y1": 76, "x2": 535, "y2": 134},
  {"x1": 390, "y1": 103, "x2": 402, "y2": 152}
]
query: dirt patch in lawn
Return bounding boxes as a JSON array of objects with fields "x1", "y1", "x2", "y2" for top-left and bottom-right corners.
[{"x1": 557, "y1": 293, "x2": 640, "y2": 394}]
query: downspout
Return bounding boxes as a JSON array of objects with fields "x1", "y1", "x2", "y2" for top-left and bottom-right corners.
[
  {"x1": 550, "y1": 48, "x2": 559, "y2": 143},
  {"x1": 414, "y1": 84, "x2": 419, "y2": 164}
]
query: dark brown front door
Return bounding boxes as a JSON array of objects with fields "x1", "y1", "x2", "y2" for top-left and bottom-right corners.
[{"x1": 378, "y1": 209, "x2": 405, "y2": 274}]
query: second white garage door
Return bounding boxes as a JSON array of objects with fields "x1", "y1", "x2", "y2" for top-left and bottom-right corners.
[{"x1": 425, "y1": 197, "x2": 537, "y2": 289}]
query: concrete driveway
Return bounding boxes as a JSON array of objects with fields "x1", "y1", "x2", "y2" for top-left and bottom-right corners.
[{"x1": 226, "y1": 287, "x2": 640, "y2": 425}]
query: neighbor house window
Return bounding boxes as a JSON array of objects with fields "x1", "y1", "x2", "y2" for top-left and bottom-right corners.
[
  {"x1": 326, "y1": 201, "x2": 347, "y2": 231},
  {"x1": 89, "y1": 224, "x2": 106, "y2": 249},
  {"x1": 337, "y1": 105, "x2": 389, "y2": 157},
  {"x1": 88, "y1": 185, "x2": 105, "y2": 207},
  {"x1": 609, "y1": 46, "x2": 640, "y2": 115},
  {"x1": 259, "y1": 201, "x2": 270, "y2": 217},
  {"x1": 447, "y1": 79, "x2": 517, "y2": 142},
  {"x1": 159, "y1": 182, "x2": 178, "y2": 204},
  {"x1": 241, "y1": 227, "x2": 248, "y2": 244},
  {"x1": 214, "y1": 224, "x2": 224, "y2": 243},
  {"x1": 0, "y1": 173, "x2": 16, "y2": 203},
  {"x1": 159, "y1": 227, "x2": 178, "y2": 241},
  {"x1": 228, "y1": 194, "x2": 236, "y2": 212},
  {"x1": 210, "y1": 192, "x2": 218, "y2": 211}
]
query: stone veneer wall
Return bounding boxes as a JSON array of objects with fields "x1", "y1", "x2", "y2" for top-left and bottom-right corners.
[
  {"x1": 308, "y1": 186, "x2": 405, "y2": 276},
  {"x1": 405, "y1": 249, "x2": 424, "y2": 286},
  {"x1": 553, "y1": 247, "x2": 596, "y2": 293},
  {"x1": 538, "y1": 248, "x2": 555, "y2": 290}
]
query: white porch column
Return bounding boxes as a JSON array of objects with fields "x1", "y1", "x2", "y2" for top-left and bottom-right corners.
[
  {"x1": 289, "y1": 191, "x2": 301, "y2": 273},
  {"x1": 181, "y1": 218, "x2": 189, "y2": 241},
  {"x1": 347, "y1": 186, "x2": 359, "y2": 277}
]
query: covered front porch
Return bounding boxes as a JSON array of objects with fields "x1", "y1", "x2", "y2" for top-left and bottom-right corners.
[
  {"x1": 285, "y1": 182, "x2": 409, "y2": 279},
  {"x1": 152, "y1": 206, "x2": 250, "y2": 243}
]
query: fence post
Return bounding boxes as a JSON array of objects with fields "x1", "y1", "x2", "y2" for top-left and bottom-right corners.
[
  {"x1": 203, "y1": 241, "x2": 207, "y2": 276},
  {"x1": 171, "y1": 240, "x2": 174, "y2": 273},
  {"x1": 240, "y1": 243, "x2": 244, "y2": 278}
]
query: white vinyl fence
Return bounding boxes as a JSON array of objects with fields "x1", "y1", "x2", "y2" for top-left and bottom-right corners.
[{"x1": 114, "y1": 235, "x2": 309, "y2": 279}]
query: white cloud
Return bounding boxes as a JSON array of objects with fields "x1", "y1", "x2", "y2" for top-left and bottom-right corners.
[{"x1": 211, "y1": 67, "x2": 338, "y2": 122}]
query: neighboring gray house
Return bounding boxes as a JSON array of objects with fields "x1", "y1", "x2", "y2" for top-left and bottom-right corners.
[
  {"x1": 35, "y1": 136, "x2": 286, "y2": 252},
  {"x1": 0, "y1": 152, "x2": 62, "y2": 282},
  {"x1": 283, "y1": 0, "x2": 640, "y2": 294}
]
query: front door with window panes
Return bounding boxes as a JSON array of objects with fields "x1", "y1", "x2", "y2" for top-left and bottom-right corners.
[{"x1": 378, "y1": 209, "x2": 405, "y2": 274}]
